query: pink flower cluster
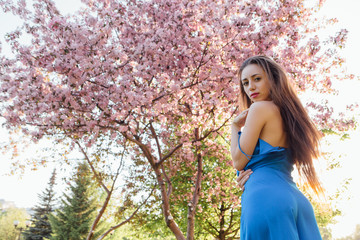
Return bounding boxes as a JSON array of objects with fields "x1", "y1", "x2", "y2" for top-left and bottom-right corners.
[
  {"x1": 0, "y1": 0, "x2": 354, "y2": 161},
  {"x1": 0, "y1": 2, "x2": 355, "y2": 233}
]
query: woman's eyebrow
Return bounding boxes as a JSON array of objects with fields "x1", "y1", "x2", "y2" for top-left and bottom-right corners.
[{"x1": 241, "y1": 73, "x2": 260, "y2": 81}]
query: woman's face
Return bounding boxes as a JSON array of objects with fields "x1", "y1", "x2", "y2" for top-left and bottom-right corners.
[{"x1": 240, "y1": 64, "x2": 272, "y2": 102}]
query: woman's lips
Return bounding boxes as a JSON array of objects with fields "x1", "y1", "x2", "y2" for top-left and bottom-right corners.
[{"x1": 250, "y1": 93, "x2": 259, "y2": 98}]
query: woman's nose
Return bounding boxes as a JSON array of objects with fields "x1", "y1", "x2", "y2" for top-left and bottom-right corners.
[{"x1": 249, "y1": 81, "x2": 255, "y2": 90}]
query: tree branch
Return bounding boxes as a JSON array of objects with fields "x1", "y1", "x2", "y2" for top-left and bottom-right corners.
[
  {"x1": 86, "y1": 144, "x2": 127, "y2": 240},
  {"x1": 161, "y1": 164, "x2": 172, "y2": 198},
  {"x1": 196, "y1": 108, "x2": 237, "y2": 143},
  {"x1": 205, "y1": 219, "x2": 220, "y2": 234},
  {"x1": 96, "y1": 185, "x2": 157, "y2": 240},
  {"x1": 121, "y1": 132, "x2": 156, "y2": 167},
  {"x1": 192, "y1": 42, "x2": 210, "y2": 78},
  {"x1": 149, "y1": 121, "x2": 162, "y2": 160},
  {"x1": 156, "y1": 143, "x2": 183, "y2": 167},
  {"x1": 76, "y1": 141, "x2": 110, "y2": 194}
]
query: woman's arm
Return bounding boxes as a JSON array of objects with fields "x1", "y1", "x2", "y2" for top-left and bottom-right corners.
[
  {"x1": 231, "y1": 101, "x2": 272, "y2": 171},
  {"x1": 230, "y1": 109, "x2": 248, "y2": 169}
]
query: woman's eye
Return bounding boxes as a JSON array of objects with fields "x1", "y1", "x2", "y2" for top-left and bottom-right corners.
[
  {"x1": 242, "y1": 82, "x2": 248, "y2": 86},
  {"x1": 255, "y1": 77, "x2": 261, "y2": 81}
]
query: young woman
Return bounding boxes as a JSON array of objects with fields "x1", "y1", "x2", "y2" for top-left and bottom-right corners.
[{"x1": 230, "y1": 56, "x2": 323, "y2": 239}]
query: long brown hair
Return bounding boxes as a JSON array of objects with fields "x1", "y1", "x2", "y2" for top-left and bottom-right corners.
[{"x1": 238, "y1": 55, "x2": 323, "y2": 195}]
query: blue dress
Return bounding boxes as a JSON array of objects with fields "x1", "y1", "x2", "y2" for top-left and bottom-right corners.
[{"x1": 237, "y1": 132, "x2": 322, "y2": 240}]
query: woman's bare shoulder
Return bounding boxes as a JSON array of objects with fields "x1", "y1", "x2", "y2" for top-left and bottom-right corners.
[{"x1": 249, "y1": 101, "x2": 279, "y2": 115}]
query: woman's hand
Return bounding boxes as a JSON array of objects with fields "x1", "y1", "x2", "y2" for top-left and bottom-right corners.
[
  {"x1": 232, "y1": 109, "x2": 249, "y2": 128},
  {"x1": 236, "y1": 169, "x2": 253, "y2": 191}
]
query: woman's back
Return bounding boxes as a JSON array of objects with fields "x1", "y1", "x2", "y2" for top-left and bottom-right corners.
[{"x1": 254, "y1": 101, "x2": 288, "y2": 149}]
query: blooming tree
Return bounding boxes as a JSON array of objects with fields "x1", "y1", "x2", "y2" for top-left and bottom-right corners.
[{"x1": 0, "y1": 0, "x2": 355, "y2": 239}]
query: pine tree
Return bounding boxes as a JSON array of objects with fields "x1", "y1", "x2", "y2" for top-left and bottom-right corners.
[
  {"x1": 23, "y1": 169, "x2": 57, "y2": 240},
  {"x1": 49, "y1": 162, "x2": 98, "y2": 240}
]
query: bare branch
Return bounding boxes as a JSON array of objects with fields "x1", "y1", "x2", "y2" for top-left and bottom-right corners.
[
  {"x1": 121, "y1": 132, "x2": 156, "y2": 167},
  {"x1": 156, "y1": 143, "x2": 183, "y2": 166},
  {"x1": 149, "y1": 121, "x2": 162, "y2": 160},
  {"x1": 96, "y1": 185, "x2": 157, "y2": 240},
  {"x1": 76, "y1": 141, "x2": 110, "y2": 194},
  {"x1": 205, "y1": 219, "x2": 220, "y2": 234},
  {"x1": 161, "y1": 164, "x2": 172, "y2": 198},
  {"x1": 196, "y1": 107, "x2": 237, "y2": 143},
  {"x1": 86, "y1": 144, "x2": 128, "y2": 240},
  {"x1": 86, "y1": 188, "x2": 113, "y2": 240}
]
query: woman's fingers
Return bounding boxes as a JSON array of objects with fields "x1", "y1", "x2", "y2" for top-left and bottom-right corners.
[
  {"x1": 233, "y1": 109, "x2": 250, "y2": 127},
  {"x1": 239, "y1": 175, "x2": 249, "y2": 189},
  {"x1": 236, "y1": 169, "x2": 253, "y2": 190}
]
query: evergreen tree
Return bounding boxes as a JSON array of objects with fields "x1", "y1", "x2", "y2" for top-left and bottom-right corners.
[
  {"x1": 49, "y1": 162, "x2": 98, "y2": 240},
  {"x1": 23, "y1": 169, "x2": 57, "y2": 240}
]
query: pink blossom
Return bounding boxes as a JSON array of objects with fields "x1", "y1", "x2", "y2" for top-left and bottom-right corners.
[{"x1": 0, "y1": 0, "x2": 356, "y2": 237}]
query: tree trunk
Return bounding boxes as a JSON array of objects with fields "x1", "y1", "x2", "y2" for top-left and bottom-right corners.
[
  {"x1": 186, "y1": 128, "x2": 203, "y2": 240},
  {"x1": 186, "y1": 153, "x2": 203, "y2": 239},
  {"x1": 154, "y1": 165, "x2": 186, "y2": 240},
  {"x1": 219, "y1": 202, "x2": 226, "y2": 240}
]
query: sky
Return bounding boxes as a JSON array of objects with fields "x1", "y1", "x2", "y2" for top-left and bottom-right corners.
[
  {"x1": 312, "y1": 1, "x2": 360, "y2": 237},
  {"x1": 0, "y1": 0, "x2": 360, "y2": 238}
]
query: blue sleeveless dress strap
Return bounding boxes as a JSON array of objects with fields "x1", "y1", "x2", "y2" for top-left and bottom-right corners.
[
  {"x1": 238, "y1": 132, "x2": 251, "y2": 161},
  {"x1": 237, "y1": 131, "x2": 322, "y2": 240}
]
